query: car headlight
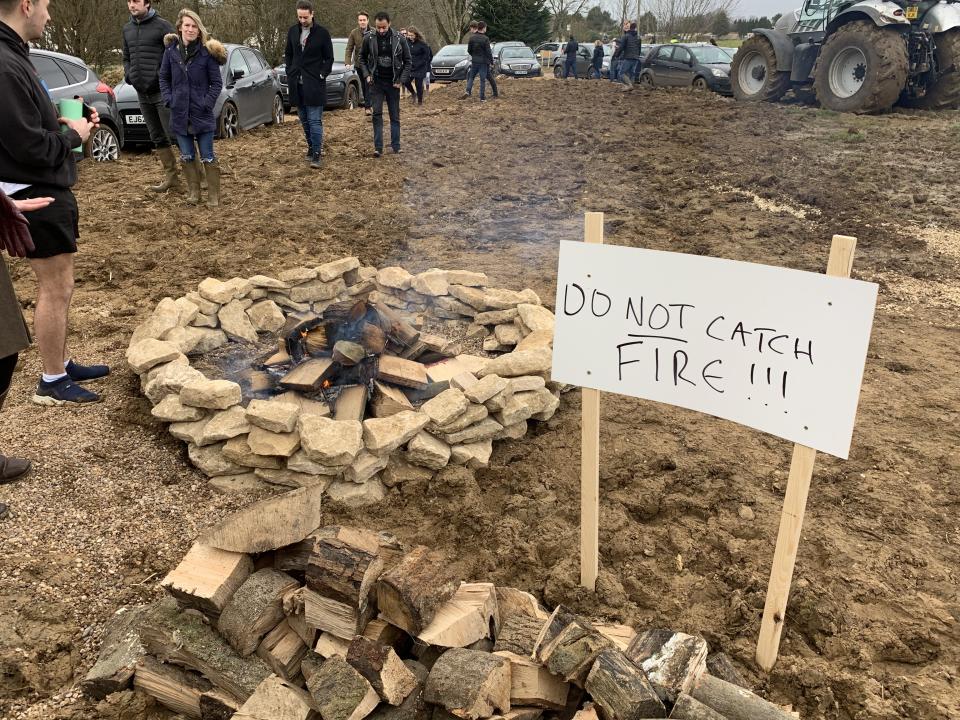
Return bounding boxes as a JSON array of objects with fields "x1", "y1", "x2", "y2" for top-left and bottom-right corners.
[
  {"x1": 328, "y1": 72, "x2": 345, "y2": 80},
  {"x1": 455, "y1": 59, "x2": 470, "y2": 68},
  {"x1": 710, "y1": 68, "x2": 728, "y2": 77}
]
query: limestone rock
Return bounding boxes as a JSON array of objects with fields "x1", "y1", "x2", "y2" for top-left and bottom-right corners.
[
  {"x1": 219, "y1": 299, "x2": 259, "y2": 343},
  {"x1": 484, "y1": 386, "x2": 515, "y2": 412},
  {"x1": 127, "y1": 339, "x2": 181, "y2": 374},
  {"x1": 174, "y1": 296, "x2": 201, "y2": 326},
  {"x1": 509, "y1": 376, "x2": 546, "y2": 393},
  {"x1": 187, "y1": 291, "x2": 220, "y2": 315},
  {"x1": 299, "y1": 416, "x2": 363, "y2": 465},
  {"x1": 382, "y1": 457, "x2": 433, "y2": 488},
  {"x1": 362, "y1": 411, "x2": 430, "y2": 456},
  {"x1": 151, "y1": 394, "x2": 206, "y2": 423},
  {"x1": 255, "y1": 467, "x2": 332, "y2": 489},
  {"x1": 345, "y1": 450, "x2": 391, "y2": 484},
  {"x1": 188, "y1": 442, "x2": 246, "y2": 477},
  {"x1": 494, "y1": 324, "x2": 521, "y2": 346},
  {"x1": 434, "y1": 296, "x2": 477, "y2": 317},
  {"x1": 431, "y1": 403, "x2": 489, "y2": 435},
  {"x1": 247, "y1": 300, "x2": 286, "y2": 333},
  {"x1": 449, "y1": 372, "x2": 479, "y2": 392},
  {"x1": 464, "y1": 375, "x2": 509, "y2": 404},
  {"x1": 445, "y1": 270, "x2": 488, "y2": 287},
  {"x1": 169, "y1": 416, "x2": 211, "y2": 446},
  {"x1": 517, "y1": 304, "x2": 555, "y2": 333},
  {"x1": 247, "y1": 426, "x2": 300, "y2": 457},
  {"x1": 326, "y1": 478, "x2": 387, "y2": 506},
  {"x1": 131, "y1": 297, "x2": 180, "y2": 344},
  {"x1": 248, "y1": 274, "x2": 292, "y2": 290},
  {"x1": 411, "y1": 270, "x2": 449, "y2": 297},
  {"x1": 222, "y1": 436, "x2": 284, "y2": 469},
  {"x1": 421, "y1": 389, "x2": 469, "y2": 426},
  {"x1": 440, "y1": 417, "x2": 503, "y2": 445},
  {"x1": 246, "y1": 399, "x2": 300, "y2": 433},
  {"x1": 483, "y1": 336, "x2": 511, "y2": 353},
  {"x1": 143, "y1": 361, "x2": 204, "y2": 404},
  {"x1": 270, "y1": 293, "x2": 311, "y2": 312},
  {"x1": 200, "y1": 406, "x2": 251, "y2": 444},
  {"x1": 377, "y1": 266, "x2": 413, "y2": 291},
  {"x1": 447, "y1": 285, "x2": 488, "y2": 310},
  {"x1": 290, "y1": 278, "x2": 346, "y2": 303},
  {"x1": 279, "y1": 266, "x2": 318, "y2": 284},
  {"x1": 405, "y1": 431, "x2": 451, "y2": 470},
  {"x1": 210, "y1": 473, "x2": 272, "y2": 494},
  {"x1": 474, "y1": 308, "x2": 518, "y2": 325},
  {"x1": 199, "y1": 277, "x2": 241, "y2": 304},
  {"x1": 484, "y1": 287, "x2": 541, "y2": 310},
  {"x1": 495, "y1": 392, "x2": 543, "y2": 427},
  {"x1": 532, "y1": 391, "x2": 560, "y2": 422},
  {"x1": 191, "y1": 312, "x2": 219, "y2": 328},
  {"x1": 516, "y1": 329, "x2": 553, "y2": 352},
  {"x1": 450, "y1": 440, "x2": 493, "y2": 469},
  {"x1": 180, "y1": 378, "x2": 242, "y2": 410},
  {"x1": 318, "y1": 257, "x2": 361, "y2": 282},
  {"x1": 478, "y1": 349, "x2": 552, "y2": 378},
  {"x1": 288, "y1": 450, "x2": 348, "y2": 477},
  {"x1": 496, "y1": 421, "x2": 528, "y2": 441}
]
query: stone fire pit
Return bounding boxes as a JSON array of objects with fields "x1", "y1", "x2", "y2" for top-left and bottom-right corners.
[{"x1": 125, "y1": 258, "x2": 563, "y2": 504}]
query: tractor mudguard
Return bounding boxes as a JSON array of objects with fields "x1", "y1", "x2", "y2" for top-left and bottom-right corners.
[
  {"x1": 920, "y1": 2, "x2": 960, "y2": 32},
  {"x1": 790, "y1": 42, "x2": 820, "y2": 81},
  {"x1": 826, "y1": 0, "x2": 911, "y2": 33},
  {"x1": 752, "y1": 28, "x2": 795, "y2": 72}
]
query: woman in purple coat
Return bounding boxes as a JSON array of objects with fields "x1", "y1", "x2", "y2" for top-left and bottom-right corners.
[{"x1": 159, "y1": 9, "x2": 226, "y2": 208}]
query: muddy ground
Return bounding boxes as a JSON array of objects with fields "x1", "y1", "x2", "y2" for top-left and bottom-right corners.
[{"x1": 1, "y1": 77, "x2": 959, "y2": 719}]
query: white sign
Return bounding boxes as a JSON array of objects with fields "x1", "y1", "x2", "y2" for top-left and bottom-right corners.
[{"x1": 551, "y1": 242, "x2": 878, "y2": 458}]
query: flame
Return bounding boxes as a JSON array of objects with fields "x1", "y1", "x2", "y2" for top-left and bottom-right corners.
[{"x1": 322, "y1": 380, "x2": 332, "y2": 389}]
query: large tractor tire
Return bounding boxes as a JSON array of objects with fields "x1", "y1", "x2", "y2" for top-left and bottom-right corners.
[
  {"x1": 903, "y1": 29, "x2": 960, "y2": 109},
  {"x1": 731, "y1": 35, "x2": 791, "y2": 102},
  {"x1": 813, "y1": 21, "x2": 908, "y2": 113}
]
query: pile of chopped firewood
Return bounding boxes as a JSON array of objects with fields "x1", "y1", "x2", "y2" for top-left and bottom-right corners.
[{"x1": 82, "y1": 516, "x2": 799, "y2": 720}]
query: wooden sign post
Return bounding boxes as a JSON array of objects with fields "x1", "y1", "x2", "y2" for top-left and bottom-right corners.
[
  {"x1": 755, "y1": 234, "x2": 857, "y2": 671},
  {"x1": 580, "y1": 212, "x2": 604, "y2": 591}
]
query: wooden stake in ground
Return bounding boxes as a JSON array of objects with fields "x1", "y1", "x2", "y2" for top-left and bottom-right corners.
[
  {"x1": 580, "y1": 211, "x2": 604, "y2": 591},
  {"x1": 756, "y1": 234, "x2": 857, "y2": 672}
]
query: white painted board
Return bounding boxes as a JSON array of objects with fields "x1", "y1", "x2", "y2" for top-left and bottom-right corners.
[{"x1": 551, "y1": 242, "x2": 878, "y2": 459}]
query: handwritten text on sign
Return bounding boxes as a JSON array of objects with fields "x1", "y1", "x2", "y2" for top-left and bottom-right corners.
[{"x1": 551, "y1": 242, "x2": 878, "y2": 458}]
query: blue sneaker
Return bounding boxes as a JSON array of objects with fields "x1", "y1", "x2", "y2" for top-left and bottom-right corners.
[
  {"x1": 32, "y1": 376, "x2": 101, "y2": 405},
  {"x1": 66, "y1": 359, "x2": 110, "y2": 382}
]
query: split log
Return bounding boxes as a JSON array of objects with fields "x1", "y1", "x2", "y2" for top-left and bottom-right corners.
[
  {"x1": 669, "y1": 694, "x2": 727, "y2": 720},
  {"x1": 134, "y1": 655, "x2": 211, "y2": 718},
  {"x1": 419, "y1": 582, "x2": 499, "y2": 648},
  {"x1": 280, "y1": 357, "x2": 335, "y2": 391},
  {"x1": 336, "y1": 385, "x2": 370, "y2": 422},
  {"x1": 371, "y1": 381, "x2": 415, "y2": 418},
  {"x1": 307, "y1": 655, "x2": 381, "y2": 720},
  {"x1": 347, "y1": 635, "x2": 419, "y2": 705},
  {"x1": 378, "y1": 355, "x2": 429, "y2": 389},
  {"x1": 316, "y1": 632, "x2": 351, "y2": 658},
  {"x1": 257, "y1": 620, "x2": 309, "y2": 680},
  {"x1": 218, "y1": 569, "x2": 300, "y2": 656},
  {"x1": 493, "y1": 709, "x2": 544, "y2": 720},
  {"x1": 364, "y1": 618, "x2": 410, "y2": 653},
  {"x1": 572, "y1": 703, "x2": 599, "y2": 720},
  {"x1": 139, "y1": 597, "x2": 272, "y2": 703},
  {"x1": 287, "y1": 610, "x2": 316, "y2": 648},
  {"x1": 594, "y1": 624, "x2": 637, "y2": 653},
  {"x1": 493, "y1": 613, "x2": 543, "y2": 657},
  {"x1": 423, "y1": 647, "x2": 512, "y2": 720},
  {"x1": 263, "y1": 347, "x2": 292, "y2": 367},
  {"x1": 306, "y1": 526, "x2": 384, "y2": 609},
  {"x1": 303, "y1": 587, "x2": 375, "y2": 639},
  {"x1": 583, "y1": 647, "x2": 666, "y2": 720},
  {"x1": 494, "y1": 588, "x2": 548, "y2": 623},
  {"x1": 688, "y1": 674, "x2": 795, "y2": 720},
  {"x1": 199, "y1": 689, "x2": 240, "y2": 720},
  {"x1": 301, "y1": 650, "x2": 325, "y2": 683},
  {"x1": 362, "y1": 323, "x2": 388, "y2": 354},
  {"x1": 377, "y1": 546, "x2": 460, "y2": 635},
  {"x1": 305, "y1": 327, "x2": 329, "y2": 355},
  {"x1": 161, "y1": 543, "x2": 253, "y2": 617},
  {"x1": 368, "y1": 659, "x2": 430, "y2": 720},
  {"x1": 274, "y1": 531, "x2": 322, "y2": 574},
  {"x1": 401, "y1": 340, "x2": 428, "y2": 360},
  {"x1": 625, "y1": 629, "x2": 707, "y2": 702},
  {"x1": 82, "y1": 605, "x2": 146, "y2": 699},
  {"x1": 234, "y1": 674, "x2": 317, "y2": 720},
  {"x1": 493, "y1": 651, "x2": 569, "y2": 710},
  {"x1": 532, "y1": 607, "x2": 612, "y2": 688},
  {"x1": 705, "y1": 652, "x2": 749, "y2": 690},
  {"x1": 199, "y1": 485, "x2": 325, "y2": 554},
  {"x1": 373, "y1": 301, "x2": 421, "y2": 347}
]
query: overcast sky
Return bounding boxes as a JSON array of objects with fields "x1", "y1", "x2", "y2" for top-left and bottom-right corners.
[{"x1": 732, "y1": 0, "x2": 798, "y2": 18}]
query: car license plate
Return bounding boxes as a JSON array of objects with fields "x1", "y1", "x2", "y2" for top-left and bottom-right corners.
[
  {"x1": 906, "y1": 5, "x2": 918, "y2": 18},
  {"x1": 125, "y1": 114, "x2": 145, "y2": 124},
  {"x1": 515, "y1": 70, "x2": 527, "y2": 74}
]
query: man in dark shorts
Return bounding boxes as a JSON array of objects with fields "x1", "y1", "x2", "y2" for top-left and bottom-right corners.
[{"x1": 0, "y1": 0, "x2": 110, "y2": 405}]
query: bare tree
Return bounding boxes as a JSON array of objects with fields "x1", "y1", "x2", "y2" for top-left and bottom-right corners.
[
  {"x1": 429, "y1": 0, "x2": 473, "y2": 44},
  {"x1": 41, "y1": 0, "x2": 128, "y2": 71},
  {"x1": 545, "y1": 0, "x2": 589, "y2": 38},
  {"x1": 643, "y1": 0, "x2": 737, "y2": 38}
]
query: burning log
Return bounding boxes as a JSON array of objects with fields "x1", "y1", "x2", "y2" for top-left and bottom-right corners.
[
  {"x1": 335, "y1": 385, "x2": 370, "y2": 422},
  {"x1": 334, "y1": 341, "x2": 367, "y2": 366},
  {"x1": 372, "y1": 301, "x2": 421, "y2": 348},
  {"x1": 362, "y1": 323, "x2": 388, "y2": 354},
  {"x1": 280, "y1": 358, "x2": 335, "y2": 392},
  {"x1": 281, "y1": 312, "x2": 324, "y2": 363}
]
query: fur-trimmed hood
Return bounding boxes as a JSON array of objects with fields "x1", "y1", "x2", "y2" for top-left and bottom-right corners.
[{"x1": 163, "y1": 33, "x2": 227, "y2": 65}]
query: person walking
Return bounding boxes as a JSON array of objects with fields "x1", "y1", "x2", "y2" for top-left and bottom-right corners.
[
  {"x1": 122, "y1": 0, "x2": 179, "y2": 192},
  {"x1": 359, "y1": 11, "x2": 411, "y2": 157},
  {"x1": 405, "y1": 26, "x2": 431, "y2": 105},
  {"x1": 609, "y1": 37, "x2": 621, "y2": 81},
  {"x1": 618, "y1": 22, "x2": 641, "y2": 88},
  {"x1": 345, "y1": 11, "x2": 372, "y2": 115},
  {"x1": 0, "y1": 0, "x2": 111, "y2": 407},
  {"x1": 462, "y1": 21, "x2": 492, "y2": 100},
  {"x1": 591, "y1": 39, "x2": 604, "y2": 79},
  {"x1": 283, "y1": 0, "x2": 334, "y2": 169},
  {"x1": 563, "y1": 35, "x2": 578, "y2": 79}
]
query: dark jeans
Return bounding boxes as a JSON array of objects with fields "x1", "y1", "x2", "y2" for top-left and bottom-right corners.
[
  {"x1": 609, "y1": 59, "x2": 621, "y2": 81},
  {"x1": 297, "y1": 104, "x2": 324, "y2": 155},
  {"x1": 564, "y1": 57, "x2": 577, "y2": 78},
  {"x1": 370, "y1": 79, "x2": 401, "y2": 151},
  {"x1": 138, "y1": 91, "x2": 174, "y2": 149},
  {"x1": 590, "y1": 61, "x2": 602, "y2": 79},
  {"x1": 175, "y1": 132, "x2": 215, "y2": 162},
  {"x1": 620, "y1": 58, "x2": 638, "y2": 86},
  {"x1": 359, "y1": 71, "x2": 371, "y2": 107},
  {"x1": 487, "y1": 67, "x2": 499, "y2": 97},
  {"x1": 466, "y1": 62, "x2": 488, "y2": 99},
  {"x1": 406, "y1": 77, "x2": 425, "y2": 103}
]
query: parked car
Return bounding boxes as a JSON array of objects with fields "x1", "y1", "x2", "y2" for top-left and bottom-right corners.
[
  {"x1": 551, "y1": 44, "x2": 594, "y2": 78},
  {"x1": 275, "y1": 37, "x2": 362, "y2": 112},
  {"x1": 534, "y1": 41, "x2": 563, "y2": 65},
  {"x1": 493, "y1": 45, "x2": 541, "y2": 77},
  {"x1": 431, "y1": 44, "x2": 471, "y2": 82},
  {"x1": 602, "y1": 43, "x2": 654, "y2": 78},
  {"x1": 116, "y1": 43, "x2": 283, "y2": 147},
  {"x1": 29, "y1": 48, "x2": 123, "y2": 161},
  {"x1": 639, "y1": 42, "x2": 731, "y2": 94},
  {"x1": 492, "y1": 41, "x2": 525, "y2": 57}
]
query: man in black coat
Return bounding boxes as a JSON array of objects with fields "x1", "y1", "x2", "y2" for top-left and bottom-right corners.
[
  {"x1": 122, "y1": 0, "x2": 177, "y2": 191},
  {"x1": 359, "y1": 11, "x2": 411, "y2": 157},
  {"x1": 463, "y1": 21, "x2": 492, "y2": 100},
  {"x1": 563, "y1": 35, "x2": 578, "y2": 79},
  {"x1": 284, "y1": 0, "x2": 334, "y2": 169}
]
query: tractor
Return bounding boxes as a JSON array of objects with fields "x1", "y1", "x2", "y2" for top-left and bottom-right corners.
[{"x1": 730, "y1": 0, "x2": 960, "y2": 112}]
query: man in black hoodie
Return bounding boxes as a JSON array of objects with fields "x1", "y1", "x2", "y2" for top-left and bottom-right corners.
[
  {"x1": 0, "y1": 0, "x2": 111, "y2": 406},
  {"x1": 122, "y1": 0, "x2": 177, "y2": 191}
]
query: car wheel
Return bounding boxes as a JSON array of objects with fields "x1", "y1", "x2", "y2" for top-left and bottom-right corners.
[
  {"x1": 218, "y1": 102, "x2": 239, "y2": 139},
  {"x1": 640, "y1": 72, "x2": 654, "y2": 87},
  {"x1": 346, "y1": 83, "x2": 360, "y2": 110},
  {"x1": 553, "y1": 65, "x2": 562, "y2": 79},
  {"x1": 85, "y1": 125, "x2": 120, "y2": 162},
  {"x1": 692, "y1": 76, "x2": 709, "y2": 91},
  {"x1": 267, "y1": 94, "x2": 284, "y2": 125}
]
